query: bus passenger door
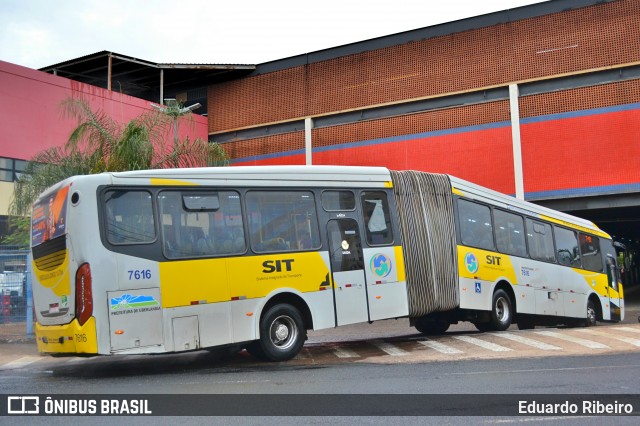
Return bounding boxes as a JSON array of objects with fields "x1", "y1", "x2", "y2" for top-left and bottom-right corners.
[
  {"x1": 606, "y1": 255, "x2": 622, "y2": 321},
  {"x1": 327, "y1": 219, "x2": 369, "y2": 326}
]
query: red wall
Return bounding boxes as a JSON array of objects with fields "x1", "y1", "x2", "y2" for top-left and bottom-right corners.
[
  {"x1": 232, "y1": 103, "x2": 640, "y2": 199},
  {"x1": 521, "y1": 105, "x2": 640, "y2": 197},
  {"x1": 0, "y1": 60, "x2": 207, "y2": 161}
]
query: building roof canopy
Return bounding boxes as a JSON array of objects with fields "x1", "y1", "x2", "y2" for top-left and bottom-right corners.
[{"x1": 39, "y1": 50, "x2": 255, "y2": 106}]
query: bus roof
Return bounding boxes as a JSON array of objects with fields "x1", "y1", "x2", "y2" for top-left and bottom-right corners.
[
  {"x1": 47, "y1": 165, "x2": 606, "y2": 237},
  {"x1": 450, "y1": 175, "x2": 607, "y2": 237},
  {"x1": 110, "y1": 165, "x2": 393, "y2": 185}
]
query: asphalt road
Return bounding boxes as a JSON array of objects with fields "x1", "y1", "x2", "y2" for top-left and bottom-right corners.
[
  {"x1": 1, "y1": 351, "x2": 640, "y2": 424},
  {"x1": 0, "y1": 287, "x2": 638, "y2": 424}
]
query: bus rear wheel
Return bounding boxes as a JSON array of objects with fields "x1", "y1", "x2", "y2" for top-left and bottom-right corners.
[
  {"x1": 490, "y1": 289, "x2": 513, "y2": 331},
  {"x1": 250, "y1": 303, "x2": 306, "y2": 362}
]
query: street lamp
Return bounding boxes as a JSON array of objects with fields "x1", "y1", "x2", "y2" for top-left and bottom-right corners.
[{"x1": 150, "y1": 98, "x2": 201, "y2": 167}]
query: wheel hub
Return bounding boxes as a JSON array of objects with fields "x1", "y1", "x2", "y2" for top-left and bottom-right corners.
[
  {"x1": 496, "y1": 297, "x2": 509, "y2": 322},
  {"x1": 275, "y1": 323, "x2": 289, "y2": 341},
  {"x1": 270, "y1": 315, "x2": 297, "y2": 350}
]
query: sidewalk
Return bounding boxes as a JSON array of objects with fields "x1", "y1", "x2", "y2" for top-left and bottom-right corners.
[{"x1": 0, "y1": 321, "x2": 34, "y2": 344}]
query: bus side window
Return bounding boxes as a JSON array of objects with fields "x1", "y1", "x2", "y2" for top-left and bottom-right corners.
[
  {"x1": 525, "y1": 218, "x2": 555, "y2": 262},
  {"x1": 246, "y1": 191, "x2": 321, "y2": 253},
  {"x1": 494, "y1": 209, "x2": 527, "y2": 257},
  {"x1": 579, "y1": 233, "x2": 603, "y2": 272},
  {"x1": 361, "y1": 191, "x2": 393, "y2": 246},
  {"x1": 159, "y1": 190, "x2": 245, "y2": 258},
  {"x1": 554, "y1": 227, "x2": 581, "y2": 268},
  {"x1": 458, "y1": 199, "x2": 494, "y2": 251},
  {"x1": 104, "y1": 190, "x2": 155, "y2": 244}
]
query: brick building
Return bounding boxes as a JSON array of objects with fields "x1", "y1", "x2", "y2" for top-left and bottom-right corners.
[
  {"x1": 2, "y1": 0, "x2": 639, "y2": 281},
  {"x1": 207, "y1": 0, "x2": 640, "y2": 282}
]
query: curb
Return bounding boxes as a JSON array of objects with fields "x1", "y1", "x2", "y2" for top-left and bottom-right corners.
[{"x1": 0, "y1": 336, "x2": 36, "y2": 344}]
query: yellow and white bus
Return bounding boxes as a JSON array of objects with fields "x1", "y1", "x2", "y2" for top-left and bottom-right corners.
[{"x1": 31, "y1": 166, "x2": 623, "y2": 361}]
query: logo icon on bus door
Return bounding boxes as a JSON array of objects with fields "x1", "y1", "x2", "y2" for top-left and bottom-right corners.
[
  {"x1": 465, "y1": 253, "x2": 479, "y2": 274},
  {"x1": 370, "y1": 253, "x2": 392, "y2": 278}
]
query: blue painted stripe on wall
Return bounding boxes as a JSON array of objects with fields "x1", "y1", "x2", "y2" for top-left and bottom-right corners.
[
  {"x1": 525, "y1": 182, "x2": 640, "y2": 201},
  {"x1": 232, "y1": 120, "x2": 511, "y2": 163},
  {"x1": 313, "y1": 120, "x2": 510, "y2": 153},
  {"x1": 521, "y1": 102, "x2": 640, "y2": 125},
  {"x1": 232, "y1": 148, "x2": 305, "y2": 164}
]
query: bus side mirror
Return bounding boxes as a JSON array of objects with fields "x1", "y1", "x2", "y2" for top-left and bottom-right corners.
[
  {"x1": 606, "y1": 258, "x2": 618, "y2": 291},
  {"x1": 607, "y1": 263, "x2": 618, "y2": 291}
]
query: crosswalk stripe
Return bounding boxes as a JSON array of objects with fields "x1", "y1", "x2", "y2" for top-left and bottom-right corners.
[
  {"x1": 574, "y1": 328, "x2": 640, "y2": 347},
  {"x1": 534, "y1": 330, "x2": 609, "y2": 349},
  {"x1": 614, "y1": 327, "x2": 640, "y2": 334},
  {"x1": 491, "y1": 332, "x2": 561, "y2": 350},
  {"x1": 453, "y1": 335, "x2": 512, "y2": 352},
  {"x1": 332, "y1": 347, "x2": 359, "y2": 358},
  {"x1": 0, "y1": 356, "x2": 42, "y2": 370},
  {"x1": 418, "y1": 339, "x2": 463, "y2": 354},
  {"x1": 372, "y1": 341, "x2": 409, "y2": 356}
]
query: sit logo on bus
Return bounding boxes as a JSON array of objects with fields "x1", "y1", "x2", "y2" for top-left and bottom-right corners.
[{"x1": 262, "y1": 259, "x2": 295, "y2": 273}]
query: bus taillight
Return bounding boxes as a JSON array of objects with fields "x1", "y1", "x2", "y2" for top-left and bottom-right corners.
[{"x1": 75, "y1": 263, "x2": 93, "y2": 326}]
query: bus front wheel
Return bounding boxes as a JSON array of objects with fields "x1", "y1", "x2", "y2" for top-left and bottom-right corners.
[
  {"x1": 251, "y1": 303, "x2": 306, "y2": 362},
  {"x1": 490, "y1": 289, "x2": 513, "y2": 331},
  {"x1": 585, "y1": 300, "x2": 597, "y2": 327}
]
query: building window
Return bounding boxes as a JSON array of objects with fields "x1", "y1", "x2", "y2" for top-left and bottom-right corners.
[{"x1": 0, "y1": 157, "x2": 28, "y2": 182}]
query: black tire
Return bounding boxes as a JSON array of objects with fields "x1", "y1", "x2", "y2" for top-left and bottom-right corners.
[
  {"x1": 490, "y1": 289, "x2": 513, "y2": 331},
  {"x1": 473, "y1": 322, "x2": 492, "y2": 332},
  {"x1": 253, "y1": 303, "x2": 306, "y2": 362},
  {"x1": 245, "y1": 341, "x2": 267, "y2": 360},
  {"x1": 414, "y1": 318, "x2": 450, "y2": 335},
  {"x1": 517, "y1": 318, "x2": 535, "y2": 330},
  {"x1": 585, "y1": 299, "x2": 597, "y2": 327}
]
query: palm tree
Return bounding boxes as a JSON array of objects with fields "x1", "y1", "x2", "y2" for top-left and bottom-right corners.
[{"x1": 8, "y1": 97, "x2": 228, "y2": 220}]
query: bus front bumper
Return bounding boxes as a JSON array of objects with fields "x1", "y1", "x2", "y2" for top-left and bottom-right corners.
[{"x1": 35, "y1": 317, "x2": 98, "y2": 355}]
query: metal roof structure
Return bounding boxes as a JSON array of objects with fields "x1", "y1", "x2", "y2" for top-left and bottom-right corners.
[{"x1": 39, "y1": 51, "x2": 255, "y2": 113}]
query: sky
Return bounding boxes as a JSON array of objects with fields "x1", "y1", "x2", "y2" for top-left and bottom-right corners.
[{"x1": 1, "y1": 0, "x2": 547, "y2": 69}]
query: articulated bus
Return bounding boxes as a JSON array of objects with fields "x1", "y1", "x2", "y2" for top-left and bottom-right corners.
[{"x1": 31, "y1": 166, "x2": 623, "y2": 361}]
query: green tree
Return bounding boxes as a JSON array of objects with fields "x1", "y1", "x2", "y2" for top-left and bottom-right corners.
[{"x1": 6, "y1": 97, "x2": 228, "y2": 242}]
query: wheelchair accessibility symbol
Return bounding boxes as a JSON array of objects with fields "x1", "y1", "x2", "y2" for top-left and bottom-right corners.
[{"x1": 475, "y1": 282, "x2": 481, "y2": 293}]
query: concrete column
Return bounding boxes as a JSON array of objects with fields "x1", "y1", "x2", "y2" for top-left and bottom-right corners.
[
  {"x1": 509, "y1": 84, "x2": 524, "y2": 200},
  {"x1": 160, "y1": 69, "x2": 164, "y2": 104},
  {"x1": 107, "y1": 54, "x2": 112, "y2": 91},
  {"x1": 305, "y1": 117, "x2": 313, "y2": 165}
]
